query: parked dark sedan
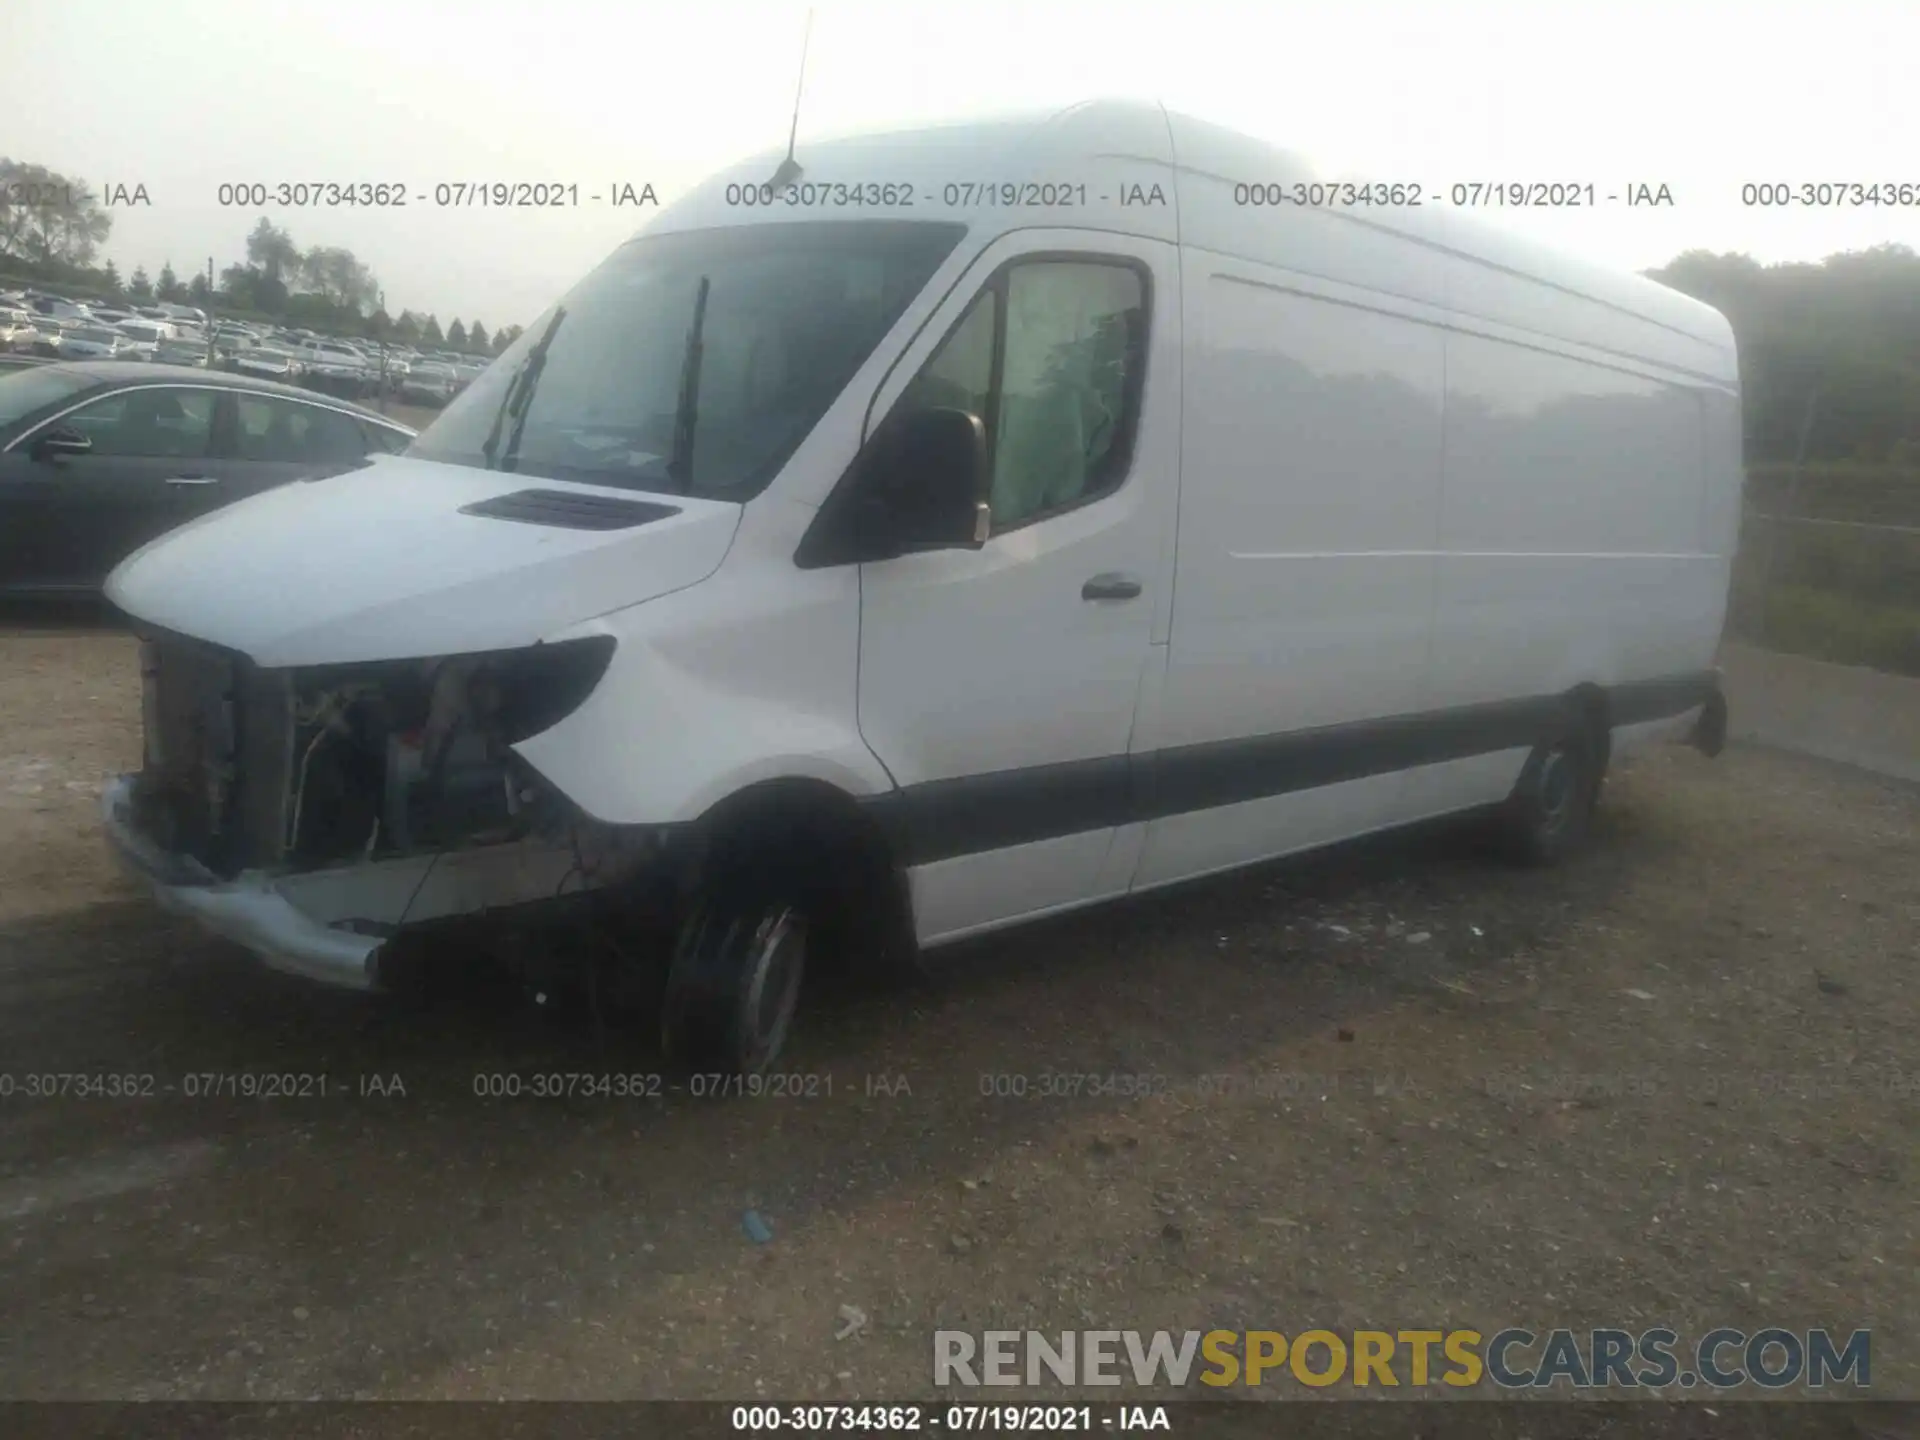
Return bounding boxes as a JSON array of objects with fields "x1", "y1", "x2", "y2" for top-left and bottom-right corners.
[{"x1": 0, "y1": 362, "x2": 415, "y2": 595}]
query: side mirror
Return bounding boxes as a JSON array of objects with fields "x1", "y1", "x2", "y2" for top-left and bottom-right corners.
[
  {"x1": 30, "y1": 427, "x2": 92, "y2": 460},
  {"x1": 861, "y1": 405, "x2": 990, "y2": 557}
]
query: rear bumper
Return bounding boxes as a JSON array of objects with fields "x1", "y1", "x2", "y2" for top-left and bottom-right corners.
[{"x1": 100, "y1": 775, "x2": 383, "y2": 991}]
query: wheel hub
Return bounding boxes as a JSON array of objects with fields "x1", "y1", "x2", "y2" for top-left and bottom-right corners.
[
  {"x1": 1538, "y1": 747, "x2": 1575, "y2": 830},
  {"x1": 739, "y1": 907, "x2": 805, "y2": 1071}
]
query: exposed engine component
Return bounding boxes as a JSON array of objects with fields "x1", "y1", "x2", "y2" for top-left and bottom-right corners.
[
  {"x1": 132, "y1": 632, "x2": 617, "y2": 877},
  {"x1": 282, "y1": 637, "x2": 616, "y2": 868}
]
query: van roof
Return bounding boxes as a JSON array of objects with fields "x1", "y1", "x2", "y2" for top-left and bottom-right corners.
[{"x1": 643, "y1": 98, "x2": 1732, "y2": 359}]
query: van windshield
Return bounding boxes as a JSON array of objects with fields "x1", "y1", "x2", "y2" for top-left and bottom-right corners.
[{"x1": 408, "y1": 220, "x2": 967, "y2": 498}]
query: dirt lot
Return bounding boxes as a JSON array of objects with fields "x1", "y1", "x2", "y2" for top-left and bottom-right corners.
[{"x1": 0, "y1": 617, "x2": 1915, "y2": 1404}]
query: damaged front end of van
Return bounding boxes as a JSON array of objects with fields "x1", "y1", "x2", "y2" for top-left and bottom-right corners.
[
  {"x1": 96, "y1": 211, "x2": 974, "y2": 1076},
  {"x1": 93, "y1": 436, "x2": 752, "y2": 997},
  {"x1": 101, "y1": 630, "x2": 651, "y2": 991}
]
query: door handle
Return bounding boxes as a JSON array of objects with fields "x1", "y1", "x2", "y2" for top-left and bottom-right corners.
[
  {"x1": 1081, "y1": 572, "x2": 1143, "y2": 601},
  {"x1": 164, "y1": 475, "x2": 218, "y2": 485}
]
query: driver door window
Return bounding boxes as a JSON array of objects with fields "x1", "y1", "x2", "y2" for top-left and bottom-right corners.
[
  {"x1": 888, "y1": 258, "x2": 1147, "y2": 534},
  {"x1": 61, "y1": 388, "x2": 215, "y2": 458},
  {"x1": 898, "y1": 292, "x2": 995, "y2": 420}
]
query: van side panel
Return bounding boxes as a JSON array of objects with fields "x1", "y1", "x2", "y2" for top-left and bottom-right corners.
[
  {"x1": 1155, "y1": 263, "x2": 1446, "y2": 749},
  {"x1": 1131, "y1": 248, "x2": 1446, "y2": 889},
  {"x1": 1422, "y1": 333, "x2": 1718, "y2": 715},
  {"x1": 1396, "y1": 312, "x2": 1726, "y2": 819},
  {"x1": 1441, "y1": 239, "x2": 1736, "y2": 385}
]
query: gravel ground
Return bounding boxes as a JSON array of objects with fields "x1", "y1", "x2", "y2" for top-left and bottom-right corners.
[{"x1": 0, "y1": 617, "x2": 1915, "y2": 1405}]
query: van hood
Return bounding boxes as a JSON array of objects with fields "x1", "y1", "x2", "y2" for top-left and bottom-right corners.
[{"x1": 105, "y1": 454, "x2": 742, "y2": 667}]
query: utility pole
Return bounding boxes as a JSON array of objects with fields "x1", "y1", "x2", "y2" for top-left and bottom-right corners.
[
  {"x1": 375, "y1": 287, "x2": 389, "y2": 414},
  {"x1": 203, "y1": 256, "x2": 216, "y2": 367}
]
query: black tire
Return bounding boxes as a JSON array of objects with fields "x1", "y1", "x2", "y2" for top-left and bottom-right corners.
[
  {"x1": 1492, "y1": 715, "x2": 1602, "y2": 866},
  {"x1": 660, "y1": 866, "x2": 808, "y2": 1077}
]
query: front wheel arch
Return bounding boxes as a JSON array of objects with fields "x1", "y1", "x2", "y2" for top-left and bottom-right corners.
[
  {"x1": 657, "y1": 778, "x2": 919, "y2": 1073},
  {"x1": 683, "y1": 777, "x2": 917, "y2": 977}
]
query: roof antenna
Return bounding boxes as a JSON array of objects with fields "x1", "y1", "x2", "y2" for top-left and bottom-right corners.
[{"x1": 766, "y1": 9, "x2": 813, "y2": 195}]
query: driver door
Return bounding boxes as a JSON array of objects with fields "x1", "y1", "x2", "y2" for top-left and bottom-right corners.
[
  {"x1": 0, "y1": 385, "x2": 221, "y2": 590},
  {"x1": 852, "y1": 231, "x2": 1182, "y2": 943}
]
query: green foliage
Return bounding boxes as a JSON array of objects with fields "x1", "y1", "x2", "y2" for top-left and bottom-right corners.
[
  {"x1": 1757, "y1": 583, "x2": 1920, "y2": 677},
  {"x1": 1731, "y1": 498, "x2": 1920, "y2": 675},
  {"x1": 244, "y1": 219, "x2": 299, "y2": 285},
  {"x1": 1746, "y1": 461, "x2": 1920, "y2": 525},
  {"x1": 0, "y1": 159, "x2": 113, "y2": 267},
  {"x1": 1649, "y1": 245, "x2": 1920, "y2": 464}
]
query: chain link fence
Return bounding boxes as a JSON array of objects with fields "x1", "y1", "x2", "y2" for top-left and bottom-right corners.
[{"x1": 1731, "y1": 465, "x2": 1920, "y2": 677}]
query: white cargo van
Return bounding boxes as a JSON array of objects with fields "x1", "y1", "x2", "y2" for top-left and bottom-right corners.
[{"x1": 101, "y1": 100, "x2": 1738, "y2": 1075}]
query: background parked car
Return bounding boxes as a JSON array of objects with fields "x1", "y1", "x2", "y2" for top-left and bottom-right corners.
[
  {"x1": 398, "y1": 360, "x2": 458, "y2": 406},
  {"x1": 8, "y1": 321, "x2": 50, "y2": 355},
  {"x1": 0, "y1": 361, "x2": 415, "y2": 595},
  {"x1": 58, "y1": 326, "x2": 134, "y2": 361},
  {"x1": 151, "y1": 338, "x2": 211, "y2": 367},
  {"x1": 115, "y1": 320, "x2": 173, "y2": 352},
  {"x1": 296, "y1": 338, "x2": 377, "y2": 399},
  {"x1": 371, "y1": 344, "x2": 411, "y2": 382},
  {"x1": 0, "y1": 310, "x2": 39, "y2": 351},
  {"x1": 22, "y1": 318, "x2": 82, "y2": 357},
  {"x1": 29, "y1": 296, "x2": 98, "y2": 322},
  {"x1": 227, "y1": 346, "x2": 304, "y2": 382}
]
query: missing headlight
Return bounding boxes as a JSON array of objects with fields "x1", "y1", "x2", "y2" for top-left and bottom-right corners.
[{"x1": 282, "y1": 636, "x2": 615, "y2": 868}]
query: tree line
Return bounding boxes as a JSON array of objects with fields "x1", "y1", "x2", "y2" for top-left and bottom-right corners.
[
  {"x1": 0, "y1": 160, "x2": 523, "y2": 355},
  {"x1": 5, "y1": 156, "x2": 1920, "y2": 452},
  {"x1": 1649, "y1": 244, "x2": 1920, "y2": 467}
]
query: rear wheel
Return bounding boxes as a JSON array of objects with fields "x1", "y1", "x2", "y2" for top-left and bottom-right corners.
[{"x1": 1492, "y1": 716, "x2": 1603, "y2": 866}]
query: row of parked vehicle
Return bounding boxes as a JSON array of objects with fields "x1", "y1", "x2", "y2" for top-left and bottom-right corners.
[{"x1": 0, "y1": 289, "x2": 493, "y2": 407}]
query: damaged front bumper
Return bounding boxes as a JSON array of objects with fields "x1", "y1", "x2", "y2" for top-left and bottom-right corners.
[
  {"x1": 102, "y1": 775, "x2": 383, "y2": 989},
  {"x1": 102, "y1": 774, "x2": 597, "y2": 991}
]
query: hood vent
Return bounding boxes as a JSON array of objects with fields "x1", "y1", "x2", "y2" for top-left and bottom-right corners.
[{"x1": 458, "y1": 488, "x2": 680, "y2": 531}]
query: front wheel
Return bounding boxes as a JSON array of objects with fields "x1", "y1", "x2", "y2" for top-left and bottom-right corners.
[{"x1": 660, "y1": 870, "x2": 808, "y2": 1077}]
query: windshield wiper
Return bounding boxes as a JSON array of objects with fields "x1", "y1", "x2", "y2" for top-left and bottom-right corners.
[
  {"x1": 665, "y1": 276, "x2": 711, "y2": 491},
  {"x1": 481, "y1": 306, "x2": 567, "y2": 471}
]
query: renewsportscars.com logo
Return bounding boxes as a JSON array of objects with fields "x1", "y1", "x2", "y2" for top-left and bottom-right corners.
[{"x1": 933, "y1": 1328, "x2": 1871, "y2": 1390}]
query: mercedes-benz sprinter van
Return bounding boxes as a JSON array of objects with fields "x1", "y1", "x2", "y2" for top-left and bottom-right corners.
[{"x1": 101, "y1": 100, "x2": 1738, "y2": 1075}]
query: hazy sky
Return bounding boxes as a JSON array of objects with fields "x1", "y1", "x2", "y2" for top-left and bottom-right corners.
[{"x1": 7, "y1": 0, "x2": 1917, "y2": 328}]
